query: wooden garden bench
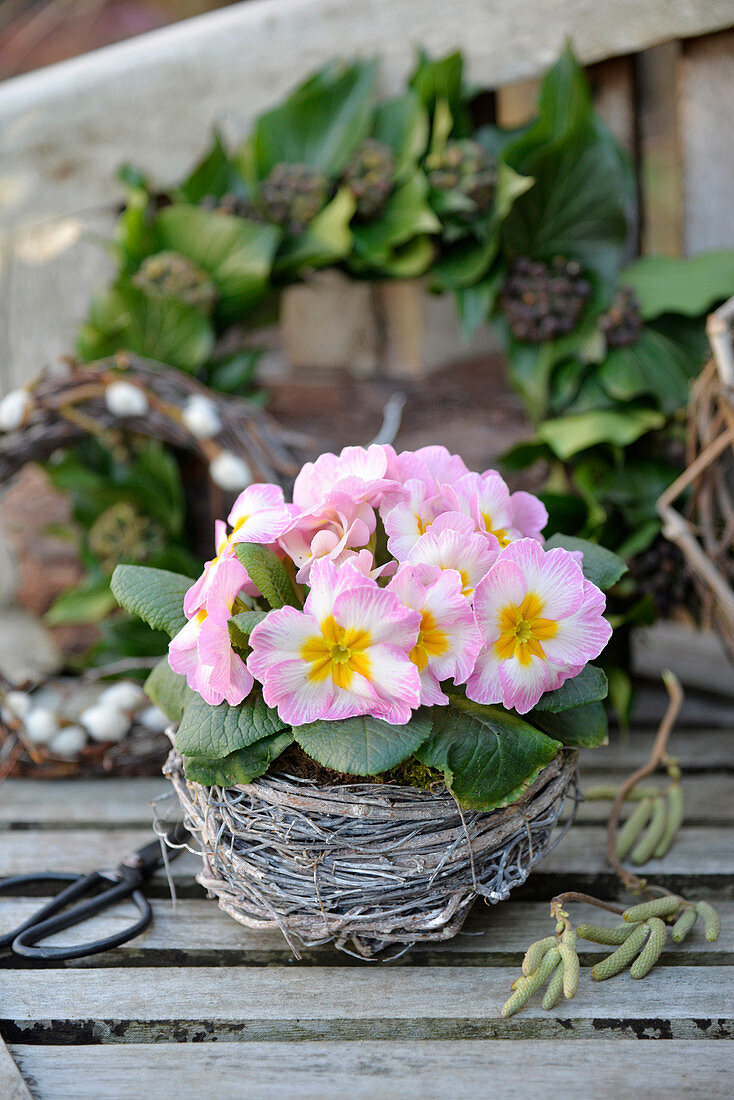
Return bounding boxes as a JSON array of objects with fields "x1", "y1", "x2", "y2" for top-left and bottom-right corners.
[{"x1": 1, "y1": 688, "x2": 732, "y2": 1097}]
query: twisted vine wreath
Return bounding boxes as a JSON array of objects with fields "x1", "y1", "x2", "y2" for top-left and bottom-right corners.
[{"x1": 0, "y1": 353, "x2": 301, "y2": 778}]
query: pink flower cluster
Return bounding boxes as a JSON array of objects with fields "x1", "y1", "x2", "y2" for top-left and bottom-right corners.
[{"x1": 170, "y1": 445, "x2": 611, "y2": 719}]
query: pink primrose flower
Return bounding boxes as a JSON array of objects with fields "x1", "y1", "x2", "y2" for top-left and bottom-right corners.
[
  {"x1": 247, "y1": 559, "x2": 421, "y2": 726},
  {"x1": 388, "y1": 565, "x2": 483, "y2": 705},
  {"x1": 465, "y1": 539, "x2": 612, "y2": 714}
]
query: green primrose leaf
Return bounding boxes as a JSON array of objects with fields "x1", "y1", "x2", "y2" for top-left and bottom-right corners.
[
  {"x1": 622, "y1": 251, "x2": 734, "y2": 320},
  {"x1": 234, "y1": 544, "x2": 300, "y2": 610},
  {"x1": 176, "y1": 691, "x2": 286, "y2": 759},
  {"x1": 110, "y1": 565, "x2": 192, "y2": 637},
  {"x1": 184, "y1": 729, "x2": 294, "y2": 785},
  {"x1": 228, "y1": 609, "x2": 270, "y2": 653},
  {"x1": 533, "y1": 665, "x2": 608, "y2": 712},
  {"x1": 416, "y1": 695, "x2": 561, "y2": 811},
  {"x1": 294, "y1": 710, "x2": 433, "y2": 776},
  {"x1": 531, "y1": 700, "x2": 608, "y2": 748}
]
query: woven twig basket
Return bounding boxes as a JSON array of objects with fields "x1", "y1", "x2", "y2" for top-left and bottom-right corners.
[
  {"x1": 161, "y1": 745, "x2": 578, "y2": 958},
  {"x1": 658, "y1": 298, "x2": 734, "y2": 661}
]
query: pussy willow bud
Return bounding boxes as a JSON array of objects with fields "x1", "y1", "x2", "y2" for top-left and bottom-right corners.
[
  {"x1": 591, "y1": 923, "x2": 649, "y2": 981},
  {"x1": 615, "y1": 797, "x2": 653, "y2": 860},
  {"x1": 577, "y1": 922, "x2": 638, "y2": 945},
  {"x1": 695, "y1": 901, "x2": 722, "y2": 942},
  {"x1": 671, "y1": 907, "x2": 698, "y2": 943},
  {"x1": 542, "y1": 961, "x2": 565, "y2": 1010},
  {"x1": 629, "y1": 917, "x2": 667, "y2": 979},
  {"x1": 631, "y1": 795, "x2": 668, "y2": 864},
  {"x1": 654, "y1": 784, "x2": 684, "y2": 858},
  {"x1": 623, "y1": 896, "x2": 681, "y2": 923},
  {"x1": 522, "y1": 936, "x2": 556, "y2": 977},
  {"x1": 559, "y1": 928, "x2": 579, "y2": 999}
]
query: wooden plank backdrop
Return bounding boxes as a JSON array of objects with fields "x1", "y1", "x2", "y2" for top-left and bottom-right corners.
[
  {"x1": 0, "y1": 700, "x2": 733, "y2": 1096},
  {"x1": 0, "y1": 0, "x2": 734, "y2": 393}
]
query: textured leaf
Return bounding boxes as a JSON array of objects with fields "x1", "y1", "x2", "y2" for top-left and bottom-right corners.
[
  {"x1": 252, "y1": 60, "x2": 377, "y2": 176},
  {"x1": 228, "y1": 609, "x2": 270, "y2": 652},
  {"x1": 533, "y1": 665, "x2": 608, "y2": 713},
  {"x1": 416, "y1": 696, "x2": 560, "y2": 811},
  {"x1": 144, "y1": 658, "x2": 191, "y2": 723},
  {"x1": 294, "y1": 710, "x2": 433, "y2": 776},
  {"x1": 110, "y1": 565, "x2": 192, "y2": 637},
  {"x1": 78, "y1": 284, "x2": 214, "y2": 371},
  {"x1": 532, "y1": 700, "x2": 608, "y2": 748},
  {"x1": 622, "y1": 252, "x2": 734, "y2": 320},
  {"x1": 176, "y1": 691, "x2": 286, "y2": 758},
  {"x1": 234, "y1": 544, "x2": 300, "y2": 609},
  {"x1": 538, "y1": 409, "x2": 664, "y2": 460},
  {"x1": 184, "y1": 730, "x2": 293, "y2": 786},
  {"x1": 155, "y1": 205, "x2": 280, "y2": 321},
  {"x1": 543, "y1": 534, "x2": 627, "y2": 590}
]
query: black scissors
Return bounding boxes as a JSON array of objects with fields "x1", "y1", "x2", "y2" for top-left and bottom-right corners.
[{"x1": 0, "y1": 822, "x2": 190, "y2": 961}]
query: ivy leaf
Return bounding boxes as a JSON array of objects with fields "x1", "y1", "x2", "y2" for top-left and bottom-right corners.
[
  {"x1": 373, "y1": 91, "x2": 429, "y2": 179},
  {"x1": 350, "y1": 171, "x2": 440, "y2": 267},
  {"x1": 538, "y1": 409, "x2": 665, "y2": 460},
  {"x1": 531, "y1": 700, "x2": 608, "y2": 748},
  {"x1": 416, "y1": 696, "x2": 560, "y2": 811},
  {"x1": 78, "y1": 284, "x2": 215, "y2": 372},
  {"x1": 155, "y1": 205, "x2": 281, "y2": 322},
  {"x1": 274, "y1": 187, "x2": 356, "y2": 275},
  {"x1": 234, "y1": 544, "x2": 300, "y2": 609},
  {"x1": 110, "y1": 565, "x2": 192, "y2": 637},
  {"x1": 251, "y1": 60, "x2": 377, "y2": 177},
  {"x1": 45, "y1": 581, "x2": 117, "y2": 626},
  {"x1": 294, "y1": 710, "x2": 433, "y2": 776},
  {"x1": 184, "y1": 730, "x2": 293, "y2": 786},
  {"x1": 175, "y1": 131, "x2": 245, "y2": 204},
  {"x1": 543, "y1": 534, "x2": 627, "y2": 590},
  {"x1": 144, "y1": 658, "x2": 191, "y2": 723},
  {"x1": 228, "y1": 609, "x2": 269, "y2": 653},
  {"x1": 176, "y1": 691, "x2": 286, "y2": 758},
  {"x1": 597, "y1": 320, "x2": 708, "y2": 414},
  {"x1": 622, "y1": 252, "x2": 734, "y2": 320},
  {"x1": 533, "y1": 665, "x2": 608, "y2": 713}
]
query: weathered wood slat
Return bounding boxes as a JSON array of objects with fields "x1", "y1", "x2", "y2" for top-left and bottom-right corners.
[
  {"x1": 10, "y1": 1040, "x2": 734, "y2": 1100},
  {"x1": 1, "y1": 897, "x2": 730, "y2": 966},
  {"x1": 0, "y1": 827, "x2": 730, "y2": 884},
  {"x1": 1, "y1": 965, "x2": 731, "y2": 1042},
  {"x1": 680, "y1": 28, "x2": 734, "y2": 255},
  {"x1": 632, "y1": 624, "x2": 734, "y2": 697},
  {"x1": 0, "y1": 1036, "x2": 32, "y2": 1100}
]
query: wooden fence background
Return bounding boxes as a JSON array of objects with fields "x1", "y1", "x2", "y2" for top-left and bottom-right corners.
[{"x1": 0, "y1": 0, "x2": 733, "y2": 395}]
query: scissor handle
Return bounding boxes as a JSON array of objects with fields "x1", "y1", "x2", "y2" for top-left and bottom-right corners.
[{"x1": 0, "y1": 868, "x2": 153, "y2": 960}]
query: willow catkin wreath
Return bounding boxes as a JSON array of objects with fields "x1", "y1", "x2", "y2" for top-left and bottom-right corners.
[
  {"x1": 0, "y1": 353, "x2": 301, "y2": 777},
  {"x1": 158, "y1": 745, "x2": 579, "y2": 958},
  {"x1": 0, "y1": 352, "x2": 301, "y2": 487}
]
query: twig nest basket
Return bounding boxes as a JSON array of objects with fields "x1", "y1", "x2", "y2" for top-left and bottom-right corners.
[{"x1": 163, "y1": 745, "x2": 578, "y2": 958}]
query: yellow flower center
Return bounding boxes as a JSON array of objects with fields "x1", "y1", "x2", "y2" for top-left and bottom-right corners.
[
  {"x1": 301, "y1": 615, "x2": 372, "y2": 689},
  {"x1": 416, "y1": 514, "x2": 431, "y2": 535},
  {"x1": 494, "y1": 592, "x2": 558, "y2": 666},
  {"x1": 195, "y1": 608, "x2": 208, "y2": 625},
  {"x1": 481, "y1": 510, "x2": 510, "y2": 547},
  {"x1": 410, "y1": 609, "x2": 448, "y2": 671}
]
